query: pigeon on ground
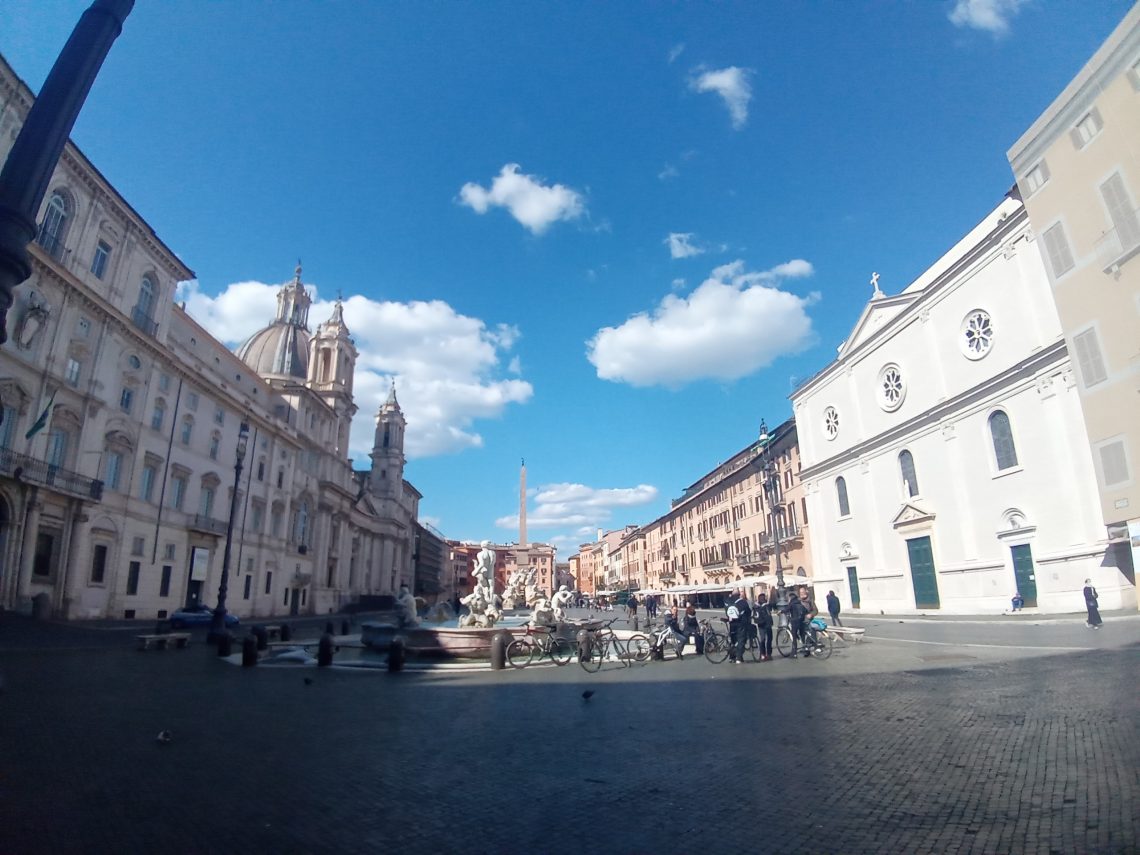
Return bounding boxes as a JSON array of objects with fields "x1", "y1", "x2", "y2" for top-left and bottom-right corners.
[
  {"x1": 156, "y1": 730, "x2": 172, "y2": 745},
  {"x1": 304, "y1": 677, "x2": 314, "y2": 685},
  {"x1": 582, "y1": 690, "x2": 595, "y2": 701}
]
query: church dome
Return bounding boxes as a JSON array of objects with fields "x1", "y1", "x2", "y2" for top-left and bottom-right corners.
[{"x1": 236, "y1": 264, "x2": 313, "y2": 380}]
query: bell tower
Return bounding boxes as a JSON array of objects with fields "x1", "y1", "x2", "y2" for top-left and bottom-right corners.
[
  {"x1": 369, "y1": 382, "x2": 406, "y2": 498},
  {"x1": 308, "y1": 296, "x2": 358, "y2": 454}
]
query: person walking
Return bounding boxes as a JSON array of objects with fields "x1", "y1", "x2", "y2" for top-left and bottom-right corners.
[
  {"x1": 627, "y1": 596, "x2": 639, "y2": 622},
  {"x1": 1083, "y1": 579, "x2": 1102, "y2": 629},
  {"x1": 783, "y1": 590, "x2": 810, "y2": 657},
  {"x1": 753, "y1": 592, "x2": 773, "y2": 661},
  {"x1": 726, "y1": 588, "x2": 751, "y2": 664},
  {"x1": 825, "y1": 590, "x2": 842, "y2": 627}
]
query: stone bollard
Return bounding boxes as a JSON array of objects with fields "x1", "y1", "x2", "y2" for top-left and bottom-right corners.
[
  {"x1": 576, "y1": 629, "x2": 591, "y2": 663},
  {"x1": 490, "y1": 632, "x2": 507, "y2": 671},
  {"x1": 252, "y1": 626, "x2": 268, "y2": 651},
  {"x1": 632, "y1": 615, "x2": 639, "y2": 631},
  {"x1": 241, "y1": 636, "x2": 258, "y2": 667},
  {"x1": 341, "y1": 619, "x2": 350, "y2": 636},
  {"x1": 280, "y1": 624, "x2": 291, "y2": 642},
  {"x1": 325, "y1": 621, "x2": 335, "y2": 636},
  {"x1": 217, "y1": 632, "x2": 232, "y2": 658},
  {"x1": 388, "y1": 637, "x2": 406, "y2": 672},
  {"x1": 318, "y1": 633, "x2": 334, "y2": 667}
]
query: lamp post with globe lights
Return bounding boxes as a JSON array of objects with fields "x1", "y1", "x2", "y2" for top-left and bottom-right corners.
[
  {"x1": 755, "y1": 420, "x2": 788, "y2": 609},
  {"x1": 208, "y1": 421, "x2": 250, "y2": 643}
]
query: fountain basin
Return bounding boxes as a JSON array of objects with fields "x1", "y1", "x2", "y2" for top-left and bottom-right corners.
[{"x1": 360, "y1": 617, "x2": 606, "y2": 659}]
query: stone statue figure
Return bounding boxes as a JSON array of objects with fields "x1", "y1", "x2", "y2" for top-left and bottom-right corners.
[
  {"x1": 395, "y1": 584, "x2": 420, "y2": 628},
  {"x1": 473, "y1": 540, "x2": 495, "y2": 603},
  {"x1": 502, "y1": 567, "x2": 528, "y2": 609},
  {"x1": 530, "y1": 597, "x2": 556, "y2": 627},
  {"x1": 551, "y1": 585, "x2": 574, "y2": 622},
  {"x1": 458, "y1": 585, "x2": 499, "y2": 628}
]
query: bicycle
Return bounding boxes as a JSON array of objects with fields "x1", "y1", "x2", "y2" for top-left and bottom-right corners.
[
  {"x1": 506, "y1": 624, "x2": 574, "y2": 668},
  {"x1": 701, "y1": 617, "x2": 762, "y2": 664},
  {"x1": 579, "y1": 618, "x2": 652, "y2": 672},
  {"x1": 775, "y1": 617, "x2": 834, "y2": 660}
]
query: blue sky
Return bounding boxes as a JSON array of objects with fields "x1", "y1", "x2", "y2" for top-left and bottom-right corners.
[{"x1": 2, "y1": 0, "x2": 1132, "y2": 554}]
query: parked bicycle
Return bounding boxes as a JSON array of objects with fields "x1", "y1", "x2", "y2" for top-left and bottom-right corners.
[
  {"x1": 579, "y1": 618, "x2": 652, "y2": 672},
  {"x1": 506, "y1": 624, "x2": 574, "y2": 668},
  {"x1": 701, "y1": 617, "x2": 762, "y2": 664},
  {"x1": 775, "y1": 617, "x2": 834, "y2": 660}
]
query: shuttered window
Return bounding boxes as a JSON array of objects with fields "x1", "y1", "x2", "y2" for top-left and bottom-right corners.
[
  {"x1": 1100, "y1": 172, "x2": 1140, "y2": 254},
  {"x1": 1042, "y1": 223, "x2": 1075, "y2": 278},
  {"x1": 1073, "y1": 328, "x2": 1108, "y2": 388},
  {"x1": 1098, "y1": 440, "x2": 1130, "y2": 487}
]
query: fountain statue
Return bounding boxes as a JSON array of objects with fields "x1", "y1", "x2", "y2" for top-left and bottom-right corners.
[
  {"x1": 459, "y1": 540, "x2": 501, "y2": 627},
  {"x1": 530, "y1": 597, "x2": 556, "y2": 627},
  {"x1": 395, "y1": 584, "x2": 420, "y2": 628},
  {"x1": 551, "y1": 585, "x2": 574, "y2": 622},
  {"x1": 502, "y1": 566, "x2": 536, "y2": 609}
]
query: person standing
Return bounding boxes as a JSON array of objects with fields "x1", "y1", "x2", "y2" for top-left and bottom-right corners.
[
  {"x1": 826, "y1": 590, "x2": 842, "y2": 627},
  {"x1": 682, "y1": 601, "x2": 702, "y2": 655},
  {"x1": 1083, "y1": 579, "x2": 1102, "y2": 629},
  {"x1": 753, "y1": 592, "x2": 773, "y2": 661},
  {"x1": 726, "y1": 588, "x2": 751, "y2": 664}
]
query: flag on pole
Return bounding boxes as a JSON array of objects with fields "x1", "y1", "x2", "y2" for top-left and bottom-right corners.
[{"x1": 24, "y1": 390, "x2": 57, "y2": 440}]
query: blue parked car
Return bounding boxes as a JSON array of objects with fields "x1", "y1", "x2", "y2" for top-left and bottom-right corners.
[{"x1": 169, "y1": 604, "x2": 240, "y2": 629}]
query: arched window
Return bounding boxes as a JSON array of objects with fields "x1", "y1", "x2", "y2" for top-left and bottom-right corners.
[
  {"x1": 138, "y1": 276, "x2": 156, "y2": 317},
  {"x1": 36, "y1": 192, "x2": 69, "y2": 258},
  {"x1": 836, "y1": 476, "x2": 851, "y2": 517},
  {"x1": 989, "y1": 411, "x2": 1019, "y2": 470},
  {"x1": 899, "y1": 450, "x2": 920, "y2": 498}
]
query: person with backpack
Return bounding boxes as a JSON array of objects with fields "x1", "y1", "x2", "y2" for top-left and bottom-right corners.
[
  {"x1": 726, "y1": 588, "x2": 751, "y2": 664},
  {"x1": 826, "y1": 590, "x2": 842, "y2": 627},
  {"x1": 783, "y1": 589, "x2": 810, "y2": 657},
  {"x1": 753, "y1": 591, "x2": 773, "y2": 661}
]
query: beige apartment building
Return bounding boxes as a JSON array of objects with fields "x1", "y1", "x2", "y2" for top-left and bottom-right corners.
[
  {"x1": 582, "y1": 419, "x2": 813, "y2": 604},
  {"x1": 1008, "y1": 5, "x2": 1140, "y2": 583}
]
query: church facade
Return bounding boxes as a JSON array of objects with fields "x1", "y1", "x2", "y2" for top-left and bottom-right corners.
[
  {"x1": 0, "y1": 54, "x2": 421, "y2": 621},
  {"x1": 793, "y1": 194, "x2": 1135, "y2": 615}
]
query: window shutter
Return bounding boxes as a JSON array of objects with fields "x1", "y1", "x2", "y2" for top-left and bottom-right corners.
[
  {"x1": 1099, "y1": 440, "x2": 1129, "y2": 486},
  {"x1": 1100, "y1": 172, "x2": 1140, "y2": 252},
  {"x1": 1073, "y1": 329, "x2": 1108, "y2": 387},
  {"x1": 1042, "y1": 223, "x2": 1076, "y2": 277}
]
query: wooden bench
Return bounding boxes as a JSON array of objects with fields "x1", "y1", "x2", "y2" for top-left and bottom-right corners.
[{"x1": 136, "y1": 632, "x2": 191, "y2": 651}]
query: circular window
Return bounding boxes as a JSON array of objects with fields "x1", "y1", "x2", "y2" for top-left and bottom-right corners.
[
  {"x1": 961, "y1": 310, "x2": 993, "y2": 360},
  {"x1": 823, "y1": 406, "x2": 840, "y2": 441},
  {"x1": 877, "y1": 363, "x2": 905, "y2": 412},
  {"x1": 127, "y1": 354, "x2": 141, "y2": 370}
]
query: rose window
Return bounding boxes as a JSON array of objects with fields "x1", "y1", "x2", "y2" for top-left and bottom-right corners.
[
  {"x1": 961, "y1": 310, "x2": 993, "y2": 360},
  {"x1": 823, "y1": 406, "x2": 840, "y2": 440},
  {"x1": 877, "y1": 364, "x2": 905, "y2": 412}
]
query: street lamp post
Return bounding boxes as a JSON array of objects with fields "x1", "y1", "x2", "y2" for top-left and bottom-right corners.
[
  {"x1": 208, "y1": 421, "x2": 250, "y2": 643},
  {"x1": 756, "y1": 420, "x2": 788, "y2": 609},
  {"x1": 0, "y1": 0, "x2": 134, "y2": 343}
]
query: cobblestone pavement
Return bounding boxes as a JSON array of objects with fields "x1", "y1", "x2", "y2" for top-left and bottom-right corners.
[{"x1": 0, "y1": 614, "x2": 1136, "y2": 854}]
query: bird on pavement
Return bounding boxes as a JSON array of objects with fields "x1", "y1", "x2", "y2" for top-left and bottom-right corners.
[
  {"x1": 582, "y1": 690, "x2": 595, "y2": 701},
  {"x1": 304, "y1": 677, "x2": 314, "y2": 685},
  {"x1": 156, "y1": 730, "x2": 172, "y2": 745}
]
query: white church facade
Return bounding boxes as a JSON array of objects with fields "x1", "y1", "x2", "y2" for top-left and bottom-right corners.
[{"x1": 793, "y1": 192, "x2": 1136, "y2": 615}]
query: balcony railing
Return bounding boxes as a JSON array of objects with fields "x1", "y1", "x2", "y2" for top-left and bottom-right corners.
[
  {"x1": 1096, "y1": 208, "x2": 1140, "y2": 273},
  {"x1": 131, "y1": 305, "x2": 158, "y2": 336},
  {"x1": 760, "y1": 525, "x2": 803, "y2": 551},
  {"x1": 0, "y1": 447, "x2": 103, "y2": 501},
  {"x1": 736, "y1": 551, "x2": 768, "y2": 569},
  {"x1": 190, "y1": 514, "x2": 228, "y2": 536}
]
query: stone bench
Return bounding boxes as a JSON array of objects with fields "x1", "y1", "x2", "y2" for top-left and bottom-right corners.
[
  {"x1": 261, "y1": 624, "x2": 283, "y2": 640},
  {"x1": 827, "y1": 625, "x2": 866, "y2": 642},
  {"x1": 136, "y1": 632, "x2": 191, "y2": 651}
]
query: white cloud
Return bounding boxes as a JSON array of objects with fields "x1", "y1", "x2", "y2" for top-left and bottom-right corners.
[
  {"x1": 176, "y1": 278, "x2": 532, "y2": 458},
  {"x1": 586, "y1": 259, "x2": 818, "y2": 387},
  {"x1": 495, "y1": 482, "x2": 659, "y2": 530},
  {"x1": 668, "y1": 43, "x2": 685, "y2": 64},
  {"x1": 508, "y1": 355, "x2": 521, "y2": 375},
  {"x1": 658, "y1": 164, "x2": 679, "y2": 181},
  {"x1": 458, "y1": 163, "x2": 585, "y2": 234},
  {"x1": 689, "y1": 66, "x2": 754, "y2": 129},
  {"x1": 665, "y1": 232, "x2": 705, "y2": 259},
  {"x1": 671, "y1": 278, "x2": 686, "y2": 291},
  {"x1": 948, "y1": 0, "x2": 1028, "y2": 35}
]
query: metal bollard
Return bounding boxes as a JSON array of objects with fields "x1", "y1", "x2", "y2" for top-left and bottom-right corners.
[
  {"x1": 576, "y1": 629, "x2": 591, "y2": 663},
  {"x1": 388, "y1": 637, "x2": 406, "y2": 672},
  {"x1": 252, "y1": 626, "x2": 268, "y2": 651},
  {"x1": 632, "y1": 616, "x2": 639, "y2": 631},
  {"x1": 241, "y1": 636, "x2": 258, "y2": 667},
  {"x1": 217, "y1": 632, "x2": 232, "y2": 658},
  {"x1": 280, "y1": 624, "x2": 291, "y2": 642},
  {"x1": 325, "y1": 621, "x2": 335, "y2": 636},
  {"x1": 318, "y1": 633, "x2": 334, "y2": 667},
  {"x1": 490, "y1": 632, "x2": 507, "y2": 670}
]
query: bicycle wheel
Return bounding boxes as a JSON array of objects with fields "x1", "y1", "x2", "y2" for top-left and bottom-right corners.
[
  {"x1": 813, "y1": 632, "x2": 834, "y2": 661},
  {"x1": 745, "y1": 633, "x2": 762, "y2": 662},
  {"x1": 506, "y1": 638, "x2": 535, "y2": 669},
  {"x1": 704, "y1": 632, "x2": 730, "y2": 664},
  {"x1": 625, "y1": 633, "x2": 652, "y2": 663},
  {"x1": 580, "y1": 637, "x2": 606, "y2": 672},
  {"x1": 775, "y1": 627, "x2": 795, "y2": 658},
  {"x1": 549, "y1": 636, "x2": 573, "y2": 666}
]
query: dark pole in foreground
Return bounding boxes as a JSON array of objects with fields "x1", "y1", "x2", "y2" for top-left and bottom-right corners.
[
  {"x1": 756, "y1": 420, "x2": 787, "y2": 609},
  {"x1": 208, "y1": 422, "x2": 250, "y2": 644},
  {"x1": 0, "y1": 0, "x2": 134, "y2": 343}
]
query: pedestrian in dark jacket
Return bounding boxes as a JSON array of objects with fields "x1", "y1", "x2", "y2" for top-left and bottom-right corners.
[
  {"x1": 727, "y1": 589, "x2": 751, "y2": 664},
  {"x1": 826, "y1": 590, "x2": 842, "y2": 627},
  {"x1": 1083, "y1": 579, "x2": 1102, "y2": 629},
  {"x1": 783, "y1": 593, "x2": 809, "y2": 657},
  {"x1": 753, "y1": 592, "x2": 773, "y2": 661}
]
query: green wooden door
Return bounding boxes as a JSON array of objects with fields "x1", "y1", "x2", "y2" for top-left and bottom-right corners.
[
  {"x1": 906, "y1": 536, "x2": 940, "y2": 609},
  {"x1": 846, "y1": 566, "x2": 861, "y2": 609},
  {"x1": 1010, "y1": 544, "x2": 1038, "y2": 607}
]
